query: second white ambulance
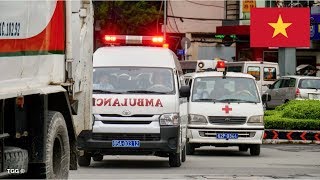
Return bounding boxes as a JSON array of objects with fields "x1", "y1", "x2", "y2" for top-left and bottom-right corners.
[{"x1": 184, "y1": 61, "x2": 265, "y2": 156}]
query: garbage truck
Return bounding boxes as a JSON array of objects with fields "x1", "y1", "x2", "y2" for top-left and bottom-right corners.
[{"x1": 0, "y1": 0, "x2": 93, "y2": 178}]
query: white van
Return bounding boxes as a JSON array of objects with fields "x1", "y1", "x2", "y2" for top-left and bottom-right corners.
[
  {"x1": 184, "y1": 62, "x2": 264, "y2": 156},
  {"x1": 226, "y1": 61, "x2": 280, "y2": 94},
  {"x1": 77, "y1": 46, "x2": 190, "y2": 167}
]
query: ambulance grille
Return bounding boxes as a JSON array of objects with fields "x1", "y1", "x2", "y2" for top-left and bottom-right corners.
[
  {"x1": 208, "y1": 116, "x2": 247, "y2": 125},
  {"x1": 92, "y1": 133, "x2": 161, "y2": 141},
  {"x1": 100, "y1": 114, "x2": 154, "y2": 117}
]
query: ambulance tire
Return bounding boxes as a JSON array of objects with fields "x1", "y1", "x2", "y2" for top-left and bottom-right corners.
[
  {"x1": 250, "y1": 145, "x2": 261, "y2": 156},
  {"x1": 169, "y1": 152, "x2": 182, "y2": 167},
  {"x1": 186, "y1": 142, "x2": 195, "y2": 155},
  {"x1": 181, "y1": 145, "x2": 186, "y2": 162},
  {"x1": 78, "y1": 152, "x2": 91, "y2": 167}
]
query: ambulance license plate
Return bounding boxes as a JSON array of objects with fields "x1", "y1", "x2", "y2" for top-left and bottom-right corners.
[
  {"x1": 216, "y1": 133, "x2": 238, "y2": 139},
  {"x1": 112, "y1": 140, "x2": 140, "y2": 147}
]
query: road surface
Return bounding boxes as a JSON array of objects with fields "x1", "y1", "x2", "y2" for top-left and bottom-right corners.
[{"x1": 70, "y1": 144, "x2": 320, "y2": 179}]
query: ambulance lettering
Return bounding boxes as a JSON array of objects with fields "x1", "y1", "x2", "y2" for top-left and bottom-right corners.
[{"x1": 93, "y1": 98, "x2": 163, "y2": 107}]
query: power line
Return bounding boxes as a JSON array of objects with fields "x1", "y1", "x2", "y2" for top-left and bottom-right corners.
[
  {"x1": 168, "y1": 0, "x2": 180, "y2": 33},
  {"x1": 185, "y1": 0, "x2": 224, "y2": 8},
  {"x1": 167, "y1": 15, "x2": 248, "y2": 21}
]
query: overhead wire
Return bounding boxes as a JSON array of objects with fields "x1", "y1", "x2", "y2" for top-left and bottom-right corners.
[
  {"x1": 185, "y1": 0, "x2": 224, "y2": 8},
  {"x1": 168, "y1": 0, "x2": 180, "y2": 33},
  {"x1": 156, "y1": 0, "x2": 164, "y2": 34}
]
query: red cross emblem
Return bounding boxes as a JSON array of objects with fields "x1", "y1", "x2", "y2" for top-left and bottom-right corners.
[{"x1": 222, "y1": 105, "x2": 232, "y2": 114}]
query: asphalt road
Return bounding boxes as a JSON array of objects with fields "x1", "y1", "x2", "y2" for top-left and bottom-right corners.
[{"x1": 70, "y1": 144, "x2": 320, "y2": 179}]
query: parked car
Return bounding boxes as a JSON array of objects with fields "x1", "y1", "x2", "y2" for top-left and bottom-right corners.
[{"x1": 262, "y1": 76, "x2": 320, "y2": 109}]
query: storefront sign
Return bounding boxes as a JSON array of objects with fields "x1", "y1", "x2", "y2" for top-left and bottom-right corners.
[{"x1": 242, "y1": 0, "x2": 256, "y2": 13}]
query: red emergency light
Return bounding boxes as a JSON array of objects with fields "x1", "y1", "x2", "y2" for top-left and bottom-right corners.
[
  {"x1": 104, "y1": 35, "x2": 116, "y2": 42},
  {"x1": 216, "y1": 61, "x2": 226, "y2": 72},
  {"x1": 152, "y1": 36, "x2": 164, "y2": 43}
]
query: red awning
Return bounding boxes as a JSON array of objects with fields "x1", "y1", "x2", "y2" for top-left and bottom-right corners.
[{"x1": 216, "y1": 25, "x2": 250, "y2": 36}]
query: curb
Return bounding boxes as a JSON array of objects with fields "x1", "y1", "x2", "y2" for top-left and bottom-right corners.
[{"x1": 263, "y1": 129, "x2": 320, "y2": 144}]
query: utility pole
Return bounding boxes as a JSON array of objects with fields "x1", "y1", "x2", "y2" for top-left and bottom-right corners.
[{"x1": 163, "y1": 0, "x2": 167, "y2": 42}]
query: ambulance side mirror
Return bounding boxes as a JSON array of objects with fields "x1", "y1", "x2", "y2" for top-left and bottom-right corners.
[{"x1": 179, "y1": 86, "x2": 190, "y2": 98}]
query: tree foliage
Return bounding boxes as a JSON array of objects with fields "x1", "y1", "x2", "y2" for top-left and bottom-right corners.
[{"x1": 94, "y1": 1, "x2": 162, "y2": 35}]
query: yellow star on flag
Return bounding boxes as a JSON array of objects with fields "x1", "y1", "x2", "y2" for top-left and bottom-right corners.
[{"x1": 268, "y1": 15, "x2": 292, "y2": 38}]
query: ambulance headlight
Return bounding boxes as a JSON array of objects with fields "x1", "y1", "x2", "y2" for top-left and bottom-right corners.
[
  {"x1": 159, "y1": 113, "x2": 180, "y2": 126},
  {"x1": 188, "y1": 114, "x2": 207, "y2": 125},
  {"x1": 247, "y1": 115, "x2": 264, "y2": 125}
]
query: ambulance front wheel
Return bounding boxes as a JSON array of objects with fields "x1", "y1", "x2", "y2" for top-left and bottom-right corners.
[
  {"x1": 250, "y1": 145, "x2": 261, "y2": 156},
  {"x1": 186, "y1": 142, "x2": 195, "y2": 155}
]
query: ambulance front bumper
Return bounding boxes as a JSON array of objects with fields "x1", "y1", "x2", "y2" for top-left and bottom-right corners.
[
  {"x1": 187, "y1": 126, "x2": 264, "y2": 145},
  {"x1": 77, "y1": 126, "x2": 180, "y2": 155}
]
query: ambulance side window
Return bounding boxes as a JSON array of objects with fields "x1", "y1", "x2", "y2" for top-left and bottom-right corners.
[
  {"x1": 263, "y1": 67, "x2": 277, "y2": 81},
  {"x1": 247, "y1": 66, "x2": 260, "y2": 81}
]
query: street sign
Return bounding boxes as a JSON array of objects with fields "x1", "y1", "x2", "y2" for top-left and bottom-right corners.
[
  {"x1": 310, "y1": 15, "x2": 320, "y2": 40},
  {"x1": 177, "y1": 49, "x2": 185, "y2": 55},
  {"x1": 181, "y1": 37, "x2": 191, "y2": 50}
]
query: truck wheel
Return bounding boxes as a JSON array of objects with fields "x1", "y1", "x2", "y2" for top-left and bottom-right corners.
[
  {"x1": 4, "y1": 146, "x2": 28, "y2": 172},
  {"x1": 78, "y1": 152, "x2": 91, "y2": 166},
  {"x1": 181, "y1": 145, "x2": 186, "y2": 163},
  {"x1": 250, "y1": 145, "x2": 261, "y2": 156},
  {"x1": 186, "y1": 142, "x2": 195, "y2": 155},
  {"x1": 239, "y1": 145, "x2": 249, "y2": 152},
  {"x1": 169, "y1": 152, "x2": 182, "y2": 167},
  {"x1": 45, "y1": 111, "x2": 70, "y2": 179},
  {"x1": 92, "y1": 154, "x2": 103, "y2": 162}
]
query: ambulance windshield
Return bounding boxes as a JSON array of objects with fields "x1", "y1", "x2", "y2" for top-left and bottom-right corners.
[
  {"x1": 93, "y1": 67, "x2": 174, "y2": 94},
  {"x1": 192, "y1": 77, "x2": 260, "y2": 103}
]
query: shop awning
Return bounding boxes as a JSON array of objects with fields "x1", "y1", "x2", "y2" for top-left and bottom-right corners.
[{"x1": 216, "y1": 25, "x2": 250, "y2": 35}]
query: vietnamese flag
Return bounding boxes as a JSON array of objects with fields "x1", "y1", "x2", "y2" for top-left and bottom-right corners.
[{"x1": 250, "y1": 8, "x2": 310, "y2": 48}]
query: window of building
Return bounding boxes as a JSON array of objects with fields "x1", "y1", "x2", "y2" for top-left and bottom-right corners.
[
  {"x1": 265, "y1": 0, "x2": 314, "y2": 7},
  {"x1": 263, "y1": 51, "x2": 278, "y2": 63},
  {"x1": 247, "y1": 66, "x2": 260, "y2": 81}
]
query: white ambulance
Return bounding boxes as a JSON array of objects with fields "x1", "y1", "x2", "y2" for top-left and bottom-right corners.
[
  {"x1": 77, "y1": 35, "x2": 190, "y2": 167},
  {"x1": 184, "y1": 61, "x2": 264, "y2": 156}
]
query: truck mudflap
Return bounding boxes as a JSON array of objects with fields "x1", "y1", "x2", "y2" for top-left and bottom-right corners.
[{"x1": 77, "y1": 126, "x2": 180, "y2": 155}]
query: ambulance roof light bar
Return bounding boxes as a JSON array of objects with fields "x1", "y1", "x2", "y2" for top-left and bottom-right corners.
[{"x1": 102, "y1": 35, "x2": 165, "y2": 47}]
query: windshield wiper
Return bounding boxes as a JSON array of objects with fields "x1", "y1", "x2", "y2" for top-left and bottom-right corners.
[
  {"x1": 193, "y1": 98, "x2": 218, "y2": 102},
  {"x1": 126, "y1": 90, "x2": 168, "y2": 94},
  {"x1": 93, "y1": 90, "x2": 123, "y2": 94},
  {"x1": 219, "y1": 99, "x2": 257, "y2": 103}
]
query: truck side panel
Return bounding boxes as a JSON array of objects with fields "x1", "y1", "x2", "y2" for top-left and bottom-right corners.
[{"x1": 0, "y1": 1, "x2": 65, "y2": 98}]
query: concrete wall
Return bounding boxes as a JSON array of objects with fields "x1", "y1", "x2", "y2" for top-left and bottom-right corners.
[{"x1": 166, "y1": 0, "x2": 224, "y2": 33}]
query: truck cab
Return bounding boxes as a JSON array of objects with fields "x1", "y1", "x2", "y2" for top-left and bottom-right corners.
[
  {"x1": 184, "y1": 61, "x2": 264, "y2": 156},
  {"x1": 77, "y1": 35, "x2": 190, "y2": 167}
]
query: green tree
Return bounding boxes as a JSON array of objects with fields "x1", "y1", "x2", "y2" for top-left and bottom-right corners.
[{"x1": 94, "y1": 1, "x2": 162, "y2": 35}]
